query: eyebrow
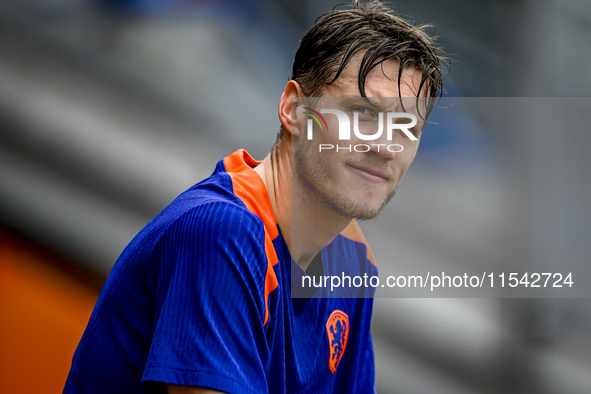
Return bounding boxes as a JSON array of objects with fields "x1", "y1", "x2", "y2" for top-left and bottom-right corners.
[{"x1": 335, "y1": 97, "x2": 427, "y2": 116}]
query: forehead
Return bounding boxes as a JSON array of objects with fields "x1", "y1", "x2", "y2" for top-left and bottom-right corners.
[{"x1": 323, "y1": 51, "x2": 425, "y2": 98}]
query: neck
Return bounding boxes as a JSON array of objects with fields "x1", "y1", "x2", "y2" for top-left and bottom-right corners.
[{"x1": 254, "y1": 135, "x2": 351, "y2": 271}]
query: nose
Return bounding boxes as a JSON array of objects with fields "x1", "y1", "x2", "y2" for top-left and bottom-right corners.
[
  {"x1": 366, "y1": 141, "x2": 397, "y2": 161},
  {"x1": 363, "y1": 115, "x2": 397, "y2": 161}
]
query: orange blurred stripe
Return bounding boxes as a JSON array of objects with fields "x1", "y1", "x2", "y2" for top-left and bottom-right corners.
[{"x1": 0, "y1": 230, "x2": 101, "y2": 393}]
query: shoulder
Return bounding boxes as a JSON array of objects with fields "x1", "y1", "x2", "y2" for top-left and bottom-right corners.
[
  {"x1": 157, "y1": 192, "x2": 268, "y2": 258},
  {"x1": 155, "y1": 172, "x2": 267, "y2": 240},
  {"x1": 117, "y1": 171, "x2": 268, "y2": 273},
  {"x1": 147, "y1": 184, "x2": 271, "y2": 313}
]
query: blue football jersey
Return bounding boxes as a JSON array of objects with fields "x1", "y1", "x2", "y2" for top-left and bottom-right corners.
[{"x1": 64, "y1": 149, "x2": 377, "y2": 394}]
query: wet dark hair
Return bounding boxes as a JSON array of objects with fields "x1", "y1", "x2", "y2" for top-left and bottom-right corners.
[{"x1": 276, "y1": 0, "x2": 448, "y2": 142}]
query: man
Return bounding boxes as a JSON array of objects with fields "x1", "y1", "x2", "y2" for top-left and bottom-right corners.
[{"x1": 64, "y1": 1, "x2": 445, "y2": 393}]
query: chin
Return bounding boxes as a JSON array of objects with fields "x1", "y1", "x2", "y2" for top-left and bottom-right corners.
[
  {"x1": 327, "y1": 192, "x2": 390, "y2": 221},
  {"x1": 347, "y1": 188, "x2": 398, "y2": 220}
]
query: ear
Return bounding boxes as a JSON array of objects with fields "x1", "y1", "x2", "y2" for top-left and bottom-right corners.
[{"x1": 278, "y1": 81, "x2": 304, "y2": 137}]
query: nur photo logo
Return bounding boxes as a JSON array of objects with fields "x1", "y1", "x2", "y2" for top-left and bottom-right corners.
[{"x1": 303, "y1": 105, "x2": 419, "y2": 153}]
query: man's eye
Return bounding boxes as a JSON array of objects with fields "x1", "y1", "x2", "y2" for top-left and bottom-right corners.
[{"x1": 353, "y1": 107, "x2": 376, "y2": 118}]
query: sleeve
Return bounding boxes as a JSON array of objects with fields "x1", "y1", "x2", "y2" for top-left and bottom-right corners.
[{"x1": 141, "y1": 201, "x2": 271, "y2": 394}]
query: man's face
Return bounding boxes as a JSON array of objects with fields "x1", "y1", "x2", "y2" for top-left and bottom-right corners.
[{"x1": 293, "y1": 54, "x2": 426, "y2": 220}]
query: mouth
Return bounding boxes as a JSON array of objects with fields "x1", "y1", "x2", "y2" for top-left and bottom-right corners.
[{"x1": 347, "y1": 164, "x2": 389, "y2": 183}]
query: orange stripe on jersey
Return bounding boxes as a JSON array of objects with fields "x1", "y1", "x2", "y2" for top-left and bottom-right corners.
[
  {"x1": 224, "y1": 149, "x2": 279, "y2": 327},
  {"x1": 224, "y1": 150, "x2": 278, "y2": 239},
  {"x1": 340, "y1": 219, "x2": 377, "y2": 266}
]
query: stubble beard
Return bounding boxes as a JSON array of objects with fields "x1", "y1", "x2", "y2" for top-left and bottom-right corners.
[{"x1": 294, "y1": 139, "x2": 399, "y2": 221}]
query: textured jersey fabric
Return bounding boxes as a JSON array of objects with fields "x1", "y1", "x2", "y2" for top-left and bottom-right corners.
[{"x1": 64, "y1": 149, "x2": 378, "y2": 394}]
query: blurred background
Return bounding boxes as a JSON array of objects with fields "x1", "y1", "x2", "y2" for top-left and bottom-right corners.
[{"x1": 0, "y1": 0, "x2": 590, "y2": 392}]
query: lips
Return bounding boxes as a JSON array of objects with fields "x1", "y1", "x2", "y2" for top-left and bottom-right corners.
[{"x1": 347, "y1": 164, "x2": 389, "y2": 183}]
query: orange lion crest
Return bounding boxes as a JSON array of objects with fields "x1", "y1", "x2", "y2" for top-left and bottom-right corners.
[{"x1": 326, "y1": 310, "x2": 349, "y2": 374}]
